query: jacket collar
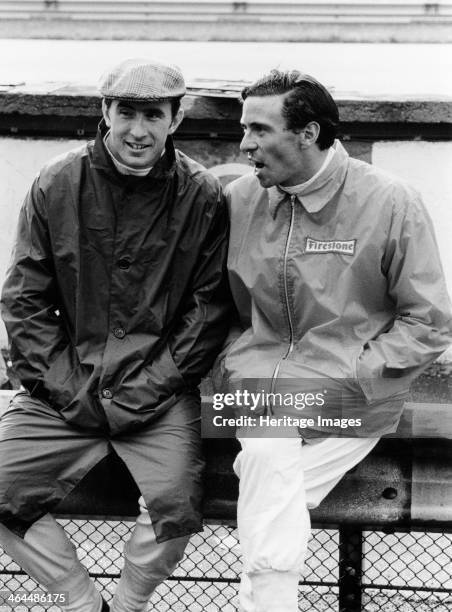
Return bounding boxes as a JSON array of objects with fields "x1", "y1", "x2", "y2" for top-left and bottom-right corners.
[
  {"x1": 90, "y1": 119, "x2": 177, "y2": 183},
  {"x1": 268, "y1": 140, "x2": 349, "y2": 218}
]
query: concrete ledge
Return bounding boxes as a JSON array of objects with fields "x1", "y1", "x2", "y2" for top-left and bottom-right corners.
[
  {"x1": 0, "y1": 84, "x2": 451, "y2": 143},
  {"x1": 0, "y1": 83, "x2": 451, "y2": 123},
  {"x1": 0, "y1": 85, "x2": 450, "y2": 144}
]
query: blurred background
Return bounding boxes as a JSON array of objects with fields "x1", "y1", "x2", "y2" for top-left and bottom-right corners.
[{"x1": 0, "y1": 0, "x2": 451, "y2": 42}]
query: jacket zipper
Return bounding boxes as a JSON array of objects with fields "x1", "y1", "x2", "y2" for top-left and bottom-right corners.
[{"x1": 269, "y1": 195, "x2": 296, "y2": 414}]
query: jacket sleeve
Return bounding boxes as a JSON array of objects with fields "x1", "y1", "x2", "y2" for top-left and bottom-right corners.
[
  {"x1": 147, "y1": 187, "x2": 232, "y2": 390},
  {"x1": 1, "y1": 177, "x2": 68, "y2": 394},
  {"x1": 356, "y1": 188, "x2": 452, "y2": 402}
]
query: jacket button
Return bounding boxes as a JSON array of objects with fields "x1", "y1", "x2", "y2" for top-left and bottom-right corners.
[
  {"x1": 117, "y1": 258, "x2": 131, "y2": 270},
  {"x1": 113, "y1": 327, "x2": 126, "y2": 339},
  {"x1": 102, "y1": 388, "x2": 113, "y2": 400}
]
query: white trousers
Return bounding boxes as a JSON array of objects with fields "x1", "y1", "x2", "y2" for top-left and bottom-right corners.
[
  {"x1": 0, "y1": 497, "x2": 189, "y2": 612},
  {"x1": 233, "y1": 434, "x2": 379, "y2": 612}
]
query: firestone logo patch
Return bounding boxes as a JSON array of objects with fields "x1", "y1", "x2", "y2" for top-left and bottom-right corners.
[{"x1": 305, "y1": 237, "x2": 356, "y2": 256}]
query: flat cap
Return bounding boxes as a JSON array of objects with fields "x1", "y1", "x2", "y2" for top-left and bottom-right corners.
[{"x1": 99, "y1": 58, "x2": 186, "y2": 101}]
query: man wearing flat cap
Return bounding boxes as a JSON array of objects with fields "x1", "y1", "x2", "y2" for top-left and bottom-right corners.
[{"x1": 0, "y1": 58, "x2": 230, "y2": 612}]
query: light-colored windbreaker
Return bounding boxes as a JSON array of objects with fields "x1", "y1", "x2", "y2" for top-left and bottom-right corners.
[{"x1": 223, "y1": 141, "x2": 452, "y2": 435}]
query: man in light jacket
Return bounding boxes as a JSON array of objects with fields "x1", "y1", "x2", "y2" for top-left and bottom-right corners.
[
  {"x1": 0, "y1": 58, "x2": 230, "y2": 612},
  {"x1": 220, "y1": 69, "x2": 452, "y2": 611}
]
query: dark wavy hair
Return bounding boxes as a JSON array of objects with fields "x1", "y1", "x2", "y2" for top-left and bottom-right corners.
[{"x1": 241, "y1": 69, "x2": 339, "y2": 150}]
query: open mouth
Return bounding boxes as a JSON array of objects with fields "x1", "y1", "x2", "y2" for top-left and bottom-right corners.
[
  {"x1": 253, "y1": 162, "x2": 265, "y2": 175},
  {"x1": 249, "y1": 158, "x2": 265, "y2": 170},
  {"x1": 125, "y1": 142, "x2": 150, "y2": 151}
]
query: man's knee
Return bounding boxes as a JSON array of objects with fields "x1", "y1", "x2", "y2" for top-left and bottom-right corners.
[
  {"x1": 234, "y1": 437, "x2": 302, "y2": 478},
  {"x1": 239, "y1": 437, "x2": 294, "y2": 460},
  {"x1": 125, "y1": 501, "x2": 189, "y2": 574},
  {"x1": 125, "y1": 534, "x2": 189, "y2": 579}
]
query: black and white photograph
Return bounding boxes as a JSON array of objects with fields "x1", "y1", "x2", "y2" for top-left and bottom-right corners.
[{"x1": 0, "y1": 1, "x2": 451, "y2": 611}]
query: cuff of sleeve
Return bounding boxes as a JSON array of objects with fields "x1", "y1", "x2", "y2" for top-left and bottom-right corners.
[{"x1": 357, "y1": 354, "x2": 411, "y2": 403}]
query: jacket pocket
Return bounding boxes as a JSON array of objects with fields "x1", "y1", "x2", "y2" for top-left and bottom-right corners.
[
  {"x1": 354, "y1": 347, "x2": 411, "y2": 404},
  {"x1": 155, "y1": 344, "x2": 186, "y2": 387},
  {"x1": 112, "y1": 344, "x2": 186, "y2": 417},
  {"x1": 43, "y1": 345, "x2": 90, "y2": 409}
]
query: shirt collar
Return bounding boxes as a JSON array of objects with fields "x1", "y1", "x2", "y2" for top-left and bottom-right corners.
[
  {"x1": 268, "y1": 140, "x2": 349, "y2": 218},
  {"x1": 90, "y1": 119, "x2": 176, "y2": 183},
  {"x1": 279, "y1": 146, "x2": 336, "y2": 195},
  {"x1": 103, "y1": 131, "x2": 157, "y2": 176}
]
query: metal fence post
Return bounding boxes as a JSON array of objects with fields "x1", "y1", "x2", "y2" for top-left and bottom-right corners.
[{"x1": 338, "y1": 526, "x2": 363, "y2": 612}]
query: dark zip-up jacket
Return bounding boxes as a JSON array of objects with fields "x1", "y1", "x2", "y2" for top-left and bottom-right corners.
[{"x1": 1, "y1": 126, "x2": 231, "y2": 435}]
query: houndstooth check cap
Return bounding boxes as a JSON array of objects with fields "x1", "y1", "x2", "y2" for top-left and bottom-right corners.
[{"x1": 99, "y1": 58, "x2": 186, "y2": 101}]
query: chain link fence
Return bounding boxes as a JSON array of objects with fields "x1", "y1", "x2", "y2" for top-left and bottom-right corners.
[
  {"x1": 1, "y1": 520, "x2": 451, "y2": 611},
  {"x1": 362, "y1": 531, "x2": 452, "y2": 612}
]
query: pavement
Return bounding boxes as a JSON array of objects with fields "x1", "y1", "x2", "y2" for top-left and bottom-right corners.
[{"x1": 1, "y1": 39, "x2": 452, "y2": 97}]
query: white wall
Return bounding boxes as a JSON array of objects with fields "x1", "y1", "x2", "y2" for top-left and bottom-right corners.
[
  {"x1": 372, "y1": 141, "x2": 452, "y2": 362},
  {"x1": 0, "y1": 137, "x2": 83, "y2": 280},
  {"x1": 372, "y1": 141, "x2": 452, "y2": 296}
]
